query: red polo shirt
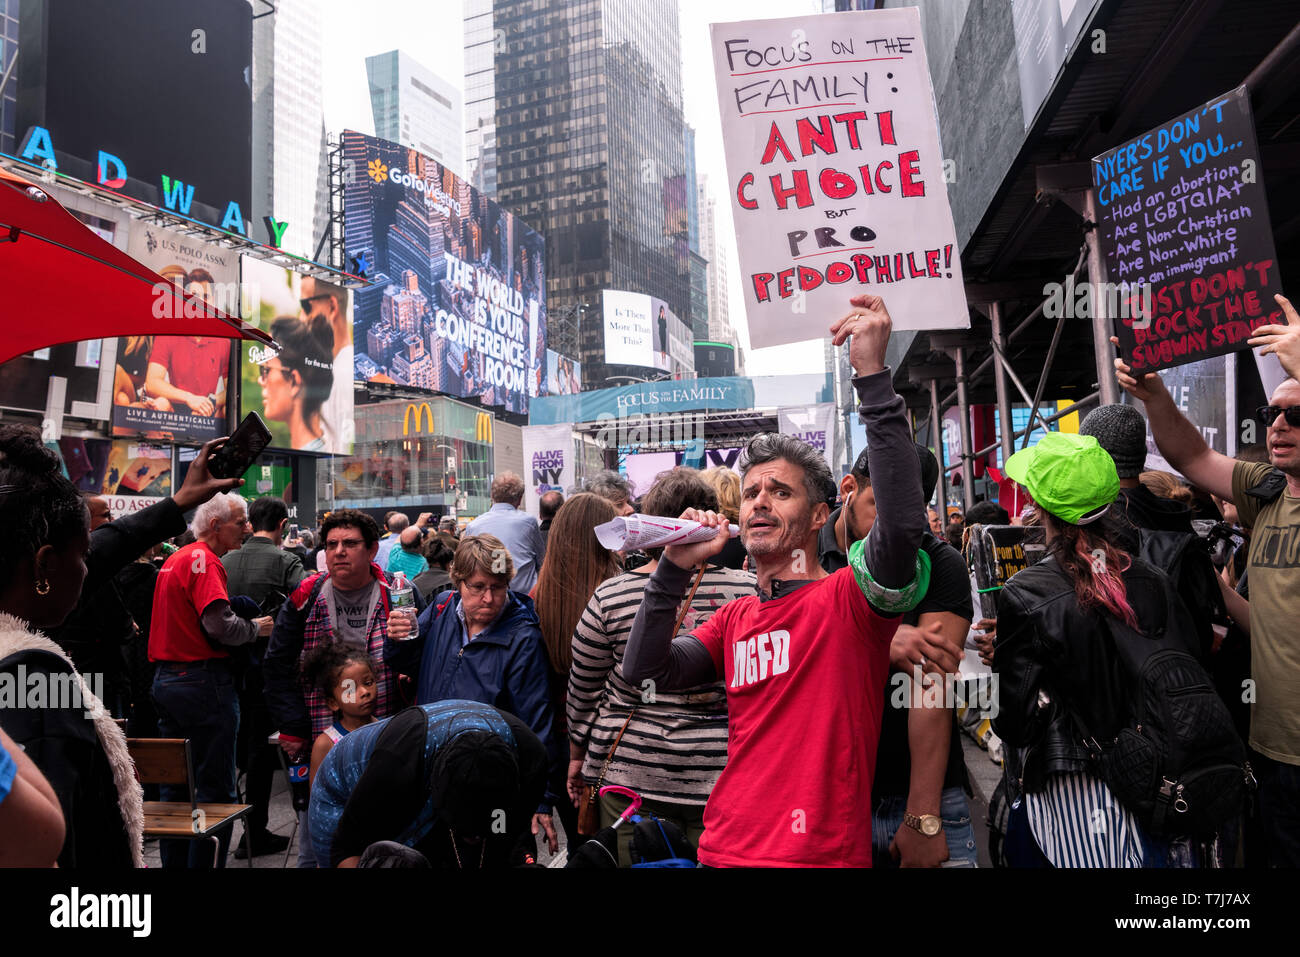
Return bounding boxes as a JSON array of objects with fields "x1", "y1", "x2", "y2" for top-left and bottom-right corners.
[
  {"x1": 148, "y1": 336, "x2": 229, "y2": 398},
  {"x1": 148, "y1": 541, "x2": 231, "y2": 662}
]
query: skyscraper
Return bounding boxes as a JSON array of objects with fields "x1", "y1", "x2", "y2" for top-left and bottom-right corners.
[
  {"x1": 697, "y1": 176, "x2": 733, "y2": 345},
  {"x1": 463, "y1": 0, "x2": 498, "y2": 197},
  {"x1": 684, "y1": 125, "x2": 710, "y2": 341},
  {"x1": 367, "y1": 50, "x2": 465, "y2": 175},
  {"x1": 251, "y1": 0, "x2": 330, "y2": 260},
  {"x1": 486, "y1": 0, "x2": 692, "y2": 386}
]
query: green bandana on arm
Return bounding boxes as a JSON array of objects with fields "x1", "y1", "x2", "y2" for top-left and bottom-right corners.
[{"x1": 848, "y1": 537, "x2": 930, "y2": 614}]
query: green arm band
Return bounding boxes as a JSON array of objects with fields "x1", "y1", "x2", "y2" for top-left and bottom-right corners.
[{"x1": 848, "y1": 538, "x2": 931, "y2": 614}]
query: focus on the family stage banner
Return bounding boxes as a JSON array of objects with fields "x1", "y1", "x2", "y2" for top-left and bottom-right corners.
[
  {"x1": 710, "y1": 7, "x2": 968, "y2": 348},
  {"x1": 521, "y1": 423, "x2": 575, "y2": 517},
  {"x1": 778, "y1": 403, "x2": 837, "y2": 470}
]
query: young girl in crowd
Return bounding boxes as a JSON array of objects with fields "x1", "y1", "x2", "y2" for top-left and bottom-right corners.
[{"x1": 302, "y1": 644, "x2": 380, "y2": 785}]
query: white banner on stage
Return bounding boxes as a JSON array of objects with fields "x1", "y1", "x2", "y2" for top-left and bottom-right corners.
[
  {"x1": 521, "y1": 423, "x2": 575, "y2": 517},
  {"x1": 711, "y1": 8, "x2": 969, "y2": 347},
  {"x1": 779, "y1": 403, "x2": 838, "y2": 470}
]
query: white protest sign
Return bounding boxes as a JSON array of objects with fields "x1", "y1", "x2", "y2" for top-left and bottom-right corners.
[
  {"x1": 711, "y1": 8, "x2": 969, "y2": 347},
  {"x1": 521, "y1": 424, "x2": 574, "y2": 516}
]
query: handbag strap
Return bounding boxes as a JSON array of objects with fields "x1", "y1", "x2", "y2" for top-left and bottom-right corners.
[
  {"x1": 594, "y1": 709, "x2": 636, "y2": 793},
  {"x1": 591, "y1": 562, "x2": 709, "y2": 796},
  {"x1": 673, "y1": 563, "x2": 709, "y2": 636}
]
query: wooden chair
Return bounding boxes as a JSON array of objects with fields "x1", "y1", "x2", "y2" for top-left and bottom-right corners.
[{"x1": 127, "y1": 737, "x2": 253, "y2": 868}]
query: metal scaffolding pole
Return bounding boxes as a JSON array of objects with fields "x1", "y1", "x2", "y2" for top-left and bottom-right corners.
[
  {"x1": 944, "y1": 390, "x2": 1101, "y2": 473},
  {"x1": 989, "y1": 302, "x2": 1015, "y2": 466},
  {"x1": 1226, "y1": 351, "x2": 1239, "y2": 457},
  {"x1": 1084, "y1": 188, "x2": 1121, "y2": 406},
  {"x1": 953, "y1": 346, "x2": 976, "y2": 511},
  {"x1": 929, "y1": 378, "x2": 945, "y2": 509}
]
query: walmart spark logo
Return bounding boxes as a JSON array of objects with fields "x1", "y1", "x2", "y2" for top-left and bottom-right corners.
[{"x1": 367, "y1": 159, "x2": 389, "y2": 183}]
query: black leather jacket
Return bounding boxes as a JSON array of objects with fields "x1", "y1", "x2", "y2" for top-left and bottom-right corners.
[{"x1": 991, "y1": 555, "x2": 1197, "y2": 800}]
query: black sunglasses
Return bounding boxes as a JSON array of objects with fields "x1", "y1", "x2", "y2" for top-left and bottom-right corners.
[
  {"x1": 1257, "y1": 405, "x2": 1300, "y2": 428},
  {"x1": 300, "y1": 293, "x2": 332, "y2": 314}
]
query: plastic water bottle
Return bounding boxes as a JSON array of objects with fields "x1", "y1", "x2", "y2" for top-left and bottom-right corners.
[{"x1": 390, "y1": 572, "x2": 416, "y2": 636}]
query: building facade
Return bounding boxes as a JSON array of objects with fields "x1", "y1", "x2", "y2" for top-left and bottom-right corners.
[
  {"x1": 488, "y1": 0, "x2": 692, "y2": 387},
  {"x1": 697, "y1": 174, "x2": 740, "y2": 369},
  {"x1": 327, "y1": 396, "x2": 496, "y2": 516},
  {"x1": 367, "y1": 49, "x2": 465, "y2": 175},
  {"x1": 251, "y1": 0, "x2": 331, "y2": 260},
  {"x1": 463, "y1": 0, "x2": 498, "y2": 197}
]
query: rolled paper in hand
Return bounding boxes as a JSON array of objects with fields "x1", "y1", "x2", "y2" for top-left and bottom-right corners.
[{"x1": 594, "y1": 514, "x2": 740, "y2": 551}]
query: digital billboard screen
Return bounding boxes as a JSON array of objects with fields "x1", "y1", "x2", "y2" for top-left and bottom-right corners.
[
  {"x1": 546, "y1": 350, "x2": 581, "y2": 396},
  {"x1": 694, "y1": 341, "x2": 736, "y2": 378},
  {"x1": 240, "y1": 256, "x2": 355, "y2": 455},
  {"x1": 14, "y1": 0, "x2": 253, "y2": 232},
  {"x1": 601, "y1": 289, "x2": 693, "y2": 376},
  {"x1": 343, "y1": 130, "x2": 547, "y2": 414}
]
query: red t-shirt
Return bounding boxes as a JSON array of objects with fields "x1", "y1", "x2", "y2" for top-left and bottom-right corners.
[
  {"x1": 148, "y1": 337, "x2": 229, "y2": 398},
  {"x1": 148, "y1": 542, "x2": 232, "y2": 662},
  {"x1": 690, "y1": 567, "x2": 897, "y2": 867}
]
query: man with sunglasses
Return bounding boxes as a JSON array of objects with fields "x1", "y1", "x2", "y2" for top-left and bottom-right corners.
[
  {"x1": 264, "y1": 508, "x2": 429, "y2": 866},
  {"x1": 1115, "y1": 295, "x2": 1300, "y2": 866},
  {"x1": 298, "y1": 276, "x2": 354, "y2": 450}
]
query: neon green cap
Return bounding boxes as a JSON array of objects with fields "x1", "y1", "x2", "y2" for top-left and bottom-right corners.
[{"x1": 1003, "y1": 431, "x2": 1119, "y2": 525}]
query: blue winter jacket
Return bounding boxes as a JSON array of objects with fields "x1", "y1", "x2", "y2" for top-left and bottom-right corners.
[{"x1": 383, "y1": 589, "x2": 563, "y2": 808}]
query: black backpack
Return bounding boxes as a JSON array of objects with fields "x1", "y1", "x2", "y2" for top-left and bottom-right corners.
[
  {"x1": 1135, "y1": 528, "x2": 1224, "y2": 659},
  {"x1": 1074, "y1": 581, "x2": 1250, "y2": 838}
]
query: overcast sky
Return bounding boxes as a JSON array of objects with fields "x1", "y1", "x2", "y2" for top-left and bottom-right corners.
[{"x1": 320, "y1": 0, "x2": 828, "y2": 377}]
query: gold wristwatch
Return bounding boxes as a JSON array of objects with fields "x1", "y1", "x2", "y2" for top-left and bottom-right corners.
[{"x1": 903, "y1": 811, "x2": 942, "y2": 836}]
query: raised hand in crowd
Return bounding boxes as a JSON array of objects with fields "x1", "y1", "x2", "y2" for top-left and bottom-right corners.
[
  {"x1": 172, "y1": 435, "x2": 245, "y2": 512},
  {"x1": 831, "y1": 293, "x2": 891, "y2": 377},
  {"x1": 1247, "y1": 293, "x2": 1300, "y2": 380},
  {"x1": 1110, "y1": 336, "x2": 1168, "y2": 404}
]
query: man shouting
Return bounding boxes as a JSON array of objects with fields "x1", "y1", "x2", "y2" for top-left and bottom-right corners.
[{"x1": 624, "y1": 295, "x2": 927, "y2": 867}]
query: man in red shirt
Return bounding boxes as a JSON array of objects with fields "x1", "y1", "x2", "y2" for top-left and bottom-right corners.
[
  {"x1": 149, "y1": 492, "x2": 273, "y2": 868},
  {"x1": 623, "y1": 295, "x2": 926, "y2": 866},
  {"x1": 145, "y1": 336, "x2": 230, "y2": 418}
]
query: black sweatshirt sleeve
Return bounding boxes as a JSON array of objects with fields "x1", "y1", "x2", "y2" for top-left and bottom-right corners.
[
  {"x1": 622, "y1": 557, "x2": 721, "y2": 690},
  {"x1": 852, "y1": 369, "x2": 924, "y2": 593},
  {"x1": 84, "y1": 499, "x2": 187, "y2": 596}
]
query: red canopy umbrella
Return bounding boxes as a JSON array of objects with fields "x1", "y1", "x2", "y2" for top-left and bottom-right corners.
[{"x1": 0, "y1": 167, "x2": 273, "y2": 364}]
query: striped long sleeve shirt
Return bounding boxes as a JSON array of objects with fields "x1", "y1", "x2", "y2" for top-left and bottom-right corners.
[{"x1": 567, "y1": 565, "x2": 757, "y2": 806}]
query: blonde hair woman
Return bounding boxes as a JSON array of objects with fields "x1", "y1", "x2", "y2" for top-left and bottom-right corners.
[{"x1": 701, "y1": 467, "x2": 747, "y2": 569}]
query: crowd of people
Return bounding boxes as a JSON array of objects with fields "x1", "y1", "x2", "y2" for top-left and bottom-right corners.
[{"x1": 0, "y1": 292, "x2": 1297, "y2": 869}]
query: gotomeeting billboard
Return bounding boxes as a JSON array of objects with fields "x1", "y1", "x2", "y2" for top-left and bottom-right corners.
[{"x1": 343, "y1": 130, "x2": 549, "y2": 415}]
